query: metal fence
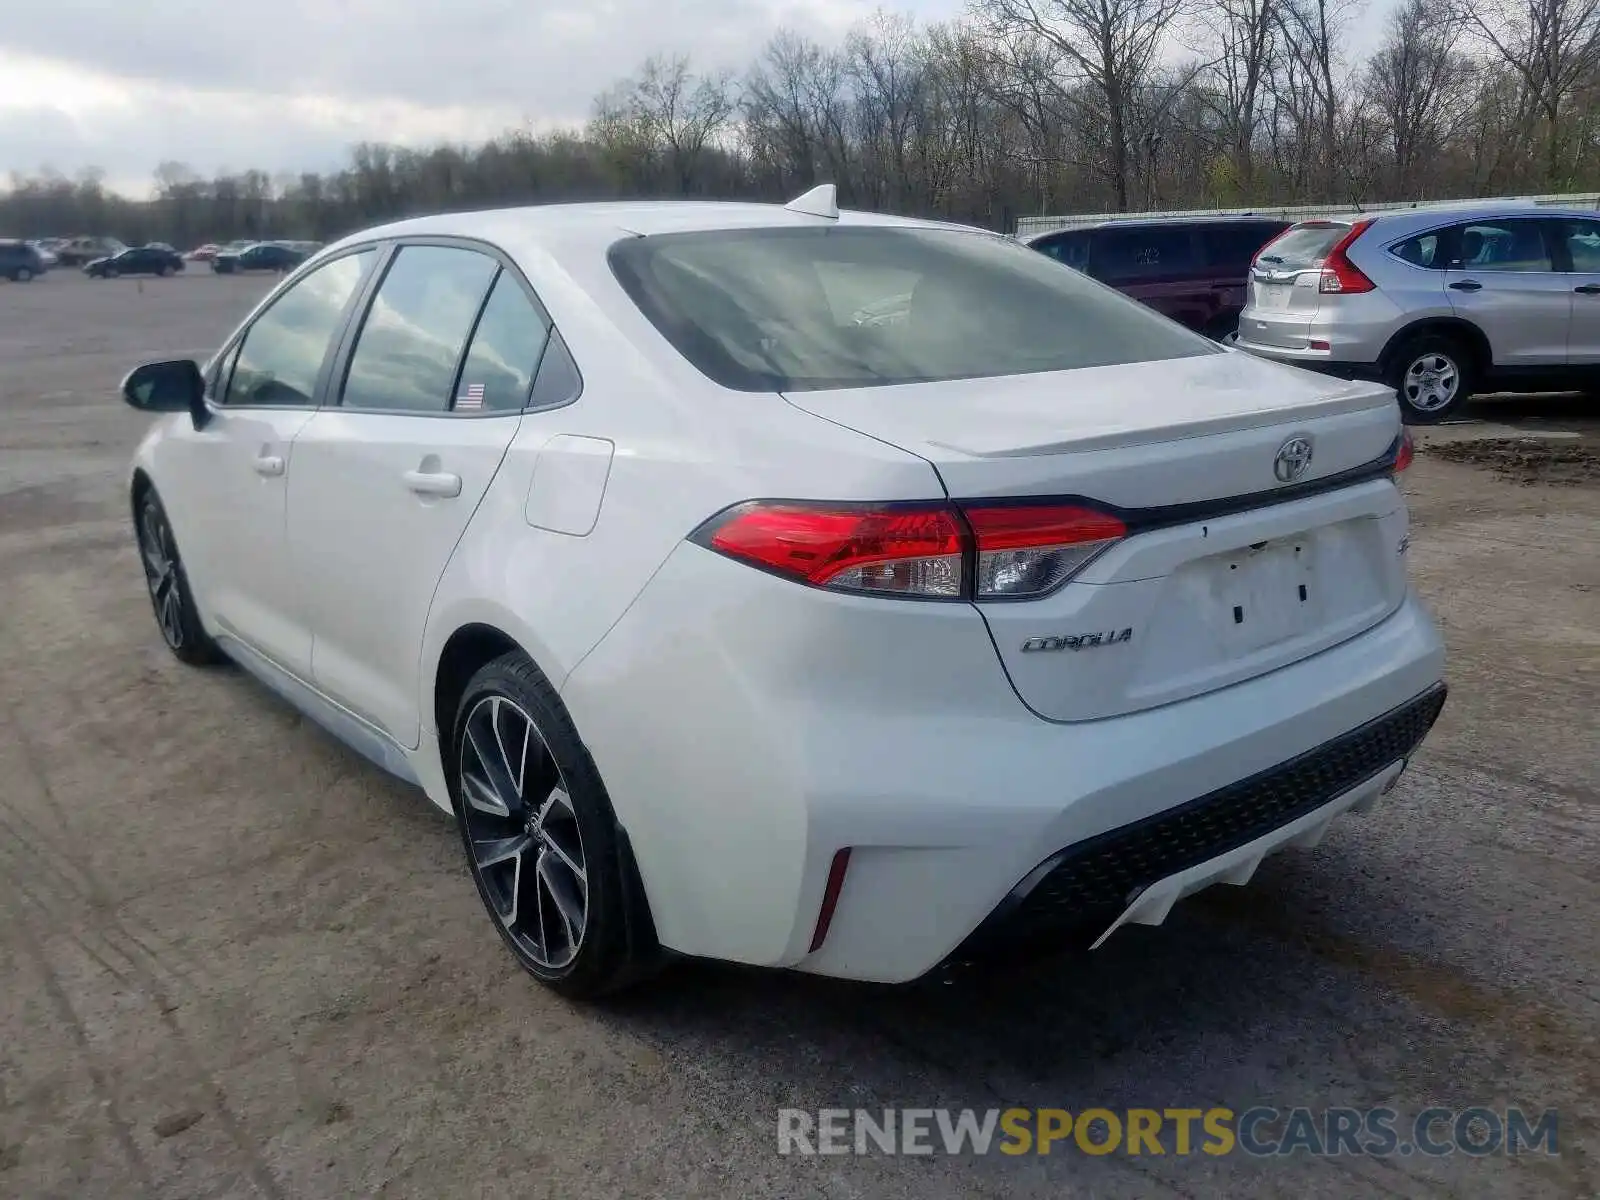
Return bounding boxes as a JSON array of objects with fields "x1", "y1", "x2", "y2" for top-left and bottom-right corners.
[{"x1": 1013, "y1": 193, "x2": 1600, "y2": 239}]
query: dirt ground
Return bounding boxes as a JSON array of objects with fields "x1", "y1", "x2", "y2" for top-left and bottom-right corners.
[{"x1": 1, "y1": 270, "x2": 1596, "y2": 1199}]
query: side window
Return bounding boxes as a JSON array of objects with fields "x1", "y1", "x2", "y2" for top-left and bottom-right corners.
[
  {"x1": 223, "y1": 249, "x2": 374, "y2": 407},
  {"x1": 529, "y1": 329, "x2": 582, "y2": 410},
  {"x1": 1390, "y1": 232, "x2": 1446, "y2": 269},
  {"x1": 1092, "y1": 227, "x2": 1199, "y2": 283},
  {"x1": 340, "y1": 246, "x2": 498, "y2": 413},
  {"x1": 1559, "y1": 219, "x2": 1600, "y2": 271},
  {"x1": 209, "y1": 341, "x2": 242, "y2": 400},
  {"x1": 1035, "y1": 233, "x2": 1089, "y2": 270},
  {"x1": 454, "y1": 271, "x2": 552, "y2": 412},
  {"x1": 1451, "y1": 221, "x2": 1552, "y2": 273}
]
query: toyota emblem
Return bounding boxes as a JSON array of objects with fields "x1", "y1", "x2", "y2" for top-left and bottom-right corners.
[{"x1": 1273, "y1": 435, "x2": 1314, "y2": 483}]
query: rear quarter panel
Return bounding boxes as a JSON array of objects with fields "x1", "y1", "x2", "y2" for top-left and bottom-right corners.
[{"x1": 417, "y1": 233, "x2": 946, "y2": 742}]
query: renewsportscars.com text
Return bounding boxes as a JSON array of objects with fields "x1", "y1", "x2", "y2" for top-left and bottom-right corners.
[{"x1": 777, "y1": 1106, "x2": 1559, "y2": 1158}]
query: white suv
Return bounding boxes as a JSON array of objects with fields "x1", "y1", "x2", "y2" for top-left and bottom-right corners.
[
  {"x1": 1236, "y1": 201, "x2": 1600, "y2": 422},
  {"x1": 122, "y1": 191, "x2": 1448, "y2": 996}
]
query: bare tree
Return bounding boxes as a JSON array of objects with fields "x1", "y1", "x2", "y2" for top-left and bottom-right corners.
[
  {"x1": 1200, "y1": 0, "x2": 1278, "y2": 197},
  {"x1": 593, "y1": 55, "x2": 735, "y2": 194},
  {"x1": 1459, "y1": 0, "x2": 1600, "y2": 185},
  {"x1": 975, "y1": 0, "x2": 1193, "y2": 210},
  {"x1": 1367, "y1": 0, "x2": 1477, "y2": 195}
]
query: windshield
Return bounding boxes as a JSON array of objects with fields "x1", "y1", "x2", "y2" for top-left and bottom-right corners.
[
  {"x1": 609, "y1": 225, "x2": 1217, "y2": 392},
  {"x1": 1255, "y1": 222, "x2": 1348, "y2": 271}
]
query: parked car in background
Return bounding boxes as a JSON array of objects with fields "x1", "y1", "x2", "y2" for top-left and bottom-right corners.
[
  {"x1": 85, "y1": 245, "x2": 186, "y2": 278},
  {"x1": 1027, "y1": 217, "x2": 1291, "y2": 340},
  {"x1": 27, "y1": 241, "x2": 59, "y2": 268},
  {"x1": 186, "y1": 244, "x2": 221, "y2": 261},
  {"x1": 55, "y1": 236, "x2": 127, "y2": 267},
  {"x1": 145, "y1": 241, "x2": 178, "y2": 254},
  {"x1": 211, "y1": 242, "x2": 304, "y2": 274},
  {"x1": 119, "y1": 192, "x2": 1445, "y2": 997},
  {"x1": 0, "y1": 240, "x2": 47, "y2": 281},
  {"x1": 1234, "y1": 202, "x2": 1600, "y2": 423}
]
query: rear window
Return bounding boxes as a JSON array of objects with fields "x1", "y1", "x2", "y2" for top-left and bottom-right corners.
[
  {"x1": 1254, "y1": 222, "x2": 1349, "y2": 270},
  {"x1": 609, "y1": 226, "x2": 1216, "y2": 393},
  {"x1": 1202, "y1": 222, "x2": 1289, "y2": 271}
]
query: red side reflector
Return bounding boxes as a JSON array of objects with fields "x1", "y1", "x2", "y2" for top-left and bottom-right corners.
[
  {"x1": 1308, "y1": 339, "x2": 1331, "y2": 351},
  {"x1": 809, "y1": 848, "x2": 852, "y2": 953}
]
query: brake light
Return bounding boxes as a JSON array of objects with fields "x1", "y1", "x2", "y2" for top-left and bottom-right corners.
[
  {"x1": 1392, "y1": 429, "x2": 1415, "y2": 475},
  {"x1": 961, "y1": 504, "x2": 1126, "y2": 599},
  {"x1": 1319, "y1": 220, "x2": 1375, "y2": 294},
  {"x1": 699, "y1": 501, "x2": 965, "y2": 597},
  {"x1": 691, "y1": 500, "x2": 1125, "y2": 600}
]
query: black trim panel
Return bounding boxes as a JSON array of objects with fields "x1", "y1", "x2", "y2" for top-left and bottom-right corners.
[
  {"x1": 951, "y1": 681, "x2": 1448, "y2": 962},
  {"x1": 963, "y1": 435, "x2": 1406, "y2": 534}
]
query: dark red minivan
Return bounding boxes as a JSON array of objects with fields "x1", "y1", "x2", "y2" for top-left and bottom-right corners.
[{"x1": 1027, "y1": 217, "x2": 1291, "y2": 341}]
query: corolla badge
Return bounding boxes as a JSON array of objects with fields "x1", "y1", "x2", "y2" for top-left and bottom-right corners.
[
  {"x1": 1273, "y1": 435, "x2": 1315, "y2": 483},
  {"x1": 1021, "y1": 629, "x2": 1133, "y2": 653}
]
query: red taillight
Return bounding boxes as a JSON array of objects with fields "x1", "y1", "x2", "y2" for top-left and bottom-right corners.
[
  {"x1": 693, "y1": 499, "x2": 1126, "y2": 600},
  {"x1": 701, "y1": 501, "x2": 965, "y2": 597},
  {"x1": 961, "y1": 504, "x2": 1126, "y2": 599},
  {"x1": 1392, "y1": 429, "x2": 1415, "y2": 474},
  {"x1": 1319, "y1": 219, "x2": 1376, "y2": 294}
]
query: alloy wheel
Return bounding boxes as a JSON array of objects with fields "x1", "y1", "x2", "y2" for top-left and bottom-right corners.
[
  {"x1": 137, "y1": 503, "x2": 184, "y2": 650},
  {"x1": 1403, "y1": 353, "x2": 1459, "y2": 413},
  {"x1": 458, "y1": 694, "x2": 588, "y2": 971}
]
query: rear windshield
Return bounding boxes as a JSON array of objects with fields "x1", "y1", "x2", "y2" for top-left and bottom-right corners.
[
  {"x1": 608, "y1": 226, "x2": 1216, "y2": 392},
  {"x1": 1254, "y1": 222, "x2": 1349, "y2": 270}
]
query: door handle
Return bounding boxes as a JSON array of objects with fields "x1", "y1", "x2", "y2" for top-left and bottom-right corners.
[
  {"x1": 1448, "y1": 279, "x2": 1482, "y2": 292},
  {"x1": 403, "y1": 469, "x2": 462, "y2": 499},
  {"x1": 1574, "y1": 284, "x2": 1600, "y2": 295},
  {"x1": 253, "y1": 454, "x2": 285, "y2": 477}
]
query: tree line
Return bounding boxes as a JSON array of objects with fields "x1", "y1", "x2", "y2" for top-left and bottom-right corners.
[{"x1": 5, "y1": 0, "x2": 1600, "y2": 245}]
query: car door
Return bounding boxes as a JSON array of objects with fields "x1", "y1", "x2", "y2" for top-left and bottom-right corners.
[
  {"x1": 1441, "y1": 218, "x2": 1571, "y2": 366},
  {"x1": 158, "y1": 248, "x2": 378, "y2": 678},
  {"x1": 286, "y1": 242, "x2": 547, "y2": 749},
  {"x1": 1201, "y1": 222, "x2": 1288, "y2": 334},
  {"x1": 1552, "y1": 216, "x2": 1600, "y2": 364},
  {"x1": 1089, "y1": 225, "x2": 1211, "y2": 330}
]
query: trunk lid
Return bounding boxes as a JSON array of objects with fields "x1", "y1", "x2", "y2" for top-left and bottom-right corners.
[
  {"x1": 783, "y1": 351, "x2": 1409, "y2": 722},
  {"x1": 1244, "y1": 221, "x2": 1354, "y2": 345}
]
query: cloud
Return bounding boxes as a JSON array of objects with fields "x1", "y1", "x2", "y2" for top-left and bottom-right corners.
[{"x1": 0, "y1": 0, "x2": 962, "y2": 189}]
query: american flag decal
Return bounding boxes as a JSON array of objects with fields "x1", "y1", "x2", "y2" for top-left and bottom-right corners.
[{"x1": 456, "y1": 383, "x2": 485, "y2": 411}]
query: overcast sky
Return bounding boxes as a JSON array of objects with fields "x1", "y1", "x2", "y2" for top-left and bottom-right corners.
[{"x1": 2, "y1": 0, "x2": 1390, "y2": 197}]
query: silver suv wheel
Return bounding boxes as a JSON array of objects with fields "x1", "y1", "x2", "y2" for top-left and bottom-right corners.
[{"x1": 1402, "y1": 352, "x2": 1460, "y2": 414}]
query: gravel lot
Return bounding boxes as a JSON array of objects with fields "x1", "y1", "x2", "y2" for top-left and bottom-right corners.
[{"x1": 1, "y1": 269, "x2": 1596, "y2": 1199}]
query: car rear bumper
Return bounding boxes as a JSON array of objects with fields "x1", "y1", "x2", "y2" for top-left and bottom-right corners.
[
  {"x1": 1235, "y1": 299, "x2": 1397, "y2": 371},
  {"x1": 564, "y1": 538, "x2": 1448, "y2": 983},
  {"x1": 950, "y1": 681, "x2": 1445, "y2": 963}
]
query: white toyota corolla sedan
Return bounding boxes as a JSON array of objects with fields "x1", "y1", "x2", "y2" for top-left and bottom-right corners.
[{"x1": 122, "y1": 187, "x2": 1448, "y2": 996}]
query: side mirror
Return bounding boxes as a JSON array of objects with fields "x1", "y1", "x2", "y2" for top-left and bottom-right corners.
[{"x1": 121, "y1": 359, "x2": 210, "y2": 430}]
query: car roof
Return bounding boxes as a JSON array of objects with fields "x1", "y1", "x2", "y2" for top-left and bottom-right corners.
[
  {"x1": 1028, "y1": 216, "x2": 1288, "y2": 240},
  {"x1": 323, "y1": 200, "x2": 977, "y2": 258},
  {"x1": 1289, "y1": 201, "x2": 1600, "y2": 230}
]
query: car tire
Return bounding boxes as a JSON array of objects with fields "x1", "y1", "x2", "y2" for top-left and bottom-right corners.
[
  {"x1": 134, "y1": 489, "x2": 224, "y2": 666},
  {"x1": 451, "y1": 650, "x2": 657, "y2": 998},
  {"x1": 1389, "y1": 333, "x2": 1475, "y2": 424},
  {"x1": 158, "y1": 265, "x2": 173, "y2": 277},
  {"x1": 105, "y1": 267, "x2": 119, "y2": 279},
  {"x1": 15, "y1": 267, "x2": 32, "y2": 283}
]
